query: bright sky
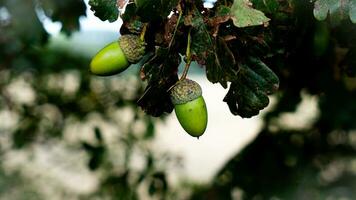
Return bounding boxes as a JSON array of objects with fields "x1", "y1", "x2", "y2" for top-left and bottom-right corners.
[{"x1": 204, "y1": 0, "x2": 217, "y2": 8}]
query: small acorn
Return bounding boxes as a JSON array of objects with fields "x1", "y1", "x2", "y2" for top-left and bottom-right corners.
[
  {"x1": 170, "y1": 79, "x2": 208, "y2": 138},
  {"x1": 90, "y1": 34, "x2": 146, "y2": 76}
]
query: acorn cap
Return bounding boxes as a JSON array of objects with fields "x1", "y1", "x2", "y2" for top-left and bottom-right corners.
[
  {"x1": 119, "y1": 34, "x2": 146, "y2": 63},
  {"x1": 170, "y1": 79, "x2": 202, "y2": 105}
]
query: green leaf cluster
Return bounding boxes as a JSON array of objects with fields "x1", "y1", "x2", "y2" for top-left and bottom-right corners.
[
  {"x1": 88, "y1": 0, "x2": 355, "y2": 119},
  {"x1": 114, "y1": 0, "x2": 279, "y2": 118}
]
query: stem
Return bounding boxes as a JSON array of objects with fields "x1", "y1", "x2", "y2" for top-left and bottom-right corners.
[
  {"x1": 180, "y1": 28, "x2": 192, "y2": 80},
  {"x1": 168, "y1": 3, "x2": 183, "y2": 49},
  {"x1": 140, "y1": 23, "x2": 148, "y2": 42},
  {"x1": 180, "y1": 61, "x2": 191, "y2": 80}
]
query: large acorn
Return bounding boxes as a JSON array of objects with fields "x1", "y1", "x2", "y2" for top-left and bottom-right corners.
[
  {"x1": 170, "y1": 79, "x2": 208, "y2": 138},
  {"x1": 90, "y1": 34, "x2": 145, "y2": 76}
]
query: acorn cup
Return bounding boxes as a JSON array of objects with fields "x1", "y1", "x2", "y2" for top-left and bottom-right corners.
[
  {"x1": 170, "y1": 79, "x2": 208, "y2": 138},
  {"x1": 90, "y1": 34, "x2": 146, "y2": 76}
]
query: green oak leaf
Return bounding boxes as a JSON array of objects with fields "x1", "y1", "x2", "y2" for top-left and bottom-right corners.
[
  {"x1": 224, "y1": 58, "x2": 279, "y2": 118},
  {"x1": 89, "y1": 0, "x2": 119, "y2": 22},
  {"x1": 313, "y1": 0, "x2": 356, "y2": 24},
  {"x1": 231, "y1": 0, "x2": 270, "y2": 27},
  {"x1": 190, "y1": 8, "x2": 237, "y2": 88}
]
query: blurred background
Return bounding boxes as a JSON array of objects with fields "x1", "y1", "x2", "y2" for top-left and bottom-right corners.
[{"x1": 1, "y1": 0, "x2": 356, "y2": 199}]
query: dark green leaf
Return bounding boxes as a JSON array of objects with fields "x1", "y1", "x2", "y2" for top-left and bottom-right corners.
[
  {"x1": 138, "y1": 47, "x2": 179, "y2": 116},
  {"x1": 252, "y1": 0, "x2": 279, "y2": 14},
  {"x1": 135, "y1": 0, "x2": 179, "y2": 22},
  {"x1": 89, "y1": 0, "x2": 118, "y2": 22},
  {"x1": 224, "y1": 58, "x2": 279, "y2": 118},
  {"x1": 190, "y1": 8, "x2": 237, "y2": 88}
]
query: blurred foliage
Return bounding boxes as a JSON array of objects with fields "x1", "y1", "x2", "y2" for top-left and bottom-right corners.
[
  {"x1": 0, "y1": 0, "x2": 176, "y2": 199},
  {"x1": 0, "y1": 167, "x2": 42, "y2": 200},
  {"x1": 0, "y1": 0, "x2": 356, "y2": 200},
  {"x1": 39, "y1": 0, "x2": 87, "y2": 34},
  {"x1": 313, "y1": 0, "x2": 356, "y2": 24}
]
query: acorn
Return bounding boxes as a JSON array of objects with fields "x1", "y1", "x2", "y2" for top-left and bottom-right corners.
[
  {"x1": 90, "y1": 34, "x2": 146, "y2": 76},
  {"x1": 170, "y1": 79, "x2": 208, "y2": 138}
]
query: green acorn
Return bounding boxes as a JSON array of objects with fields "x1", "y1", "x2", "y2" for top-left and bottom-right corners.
[
  {"x1": 170, "y1": 79, "x2": 208, "y2": 138},
  {"x1": 90, "y1": 34, "x2": 145, "y2": 76}
]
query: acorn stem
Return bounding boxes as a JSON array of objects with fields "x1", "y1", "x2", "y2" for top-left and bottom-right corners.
[
  {"x1": 168, "y1": 4, "x2": 183, "y2": 49},
  {"x1": 140, "y1": 23, "x2": 148, "y2": 42},
  {"x1": 181, "y1": 28, "x2": 192, "y2": 80}
]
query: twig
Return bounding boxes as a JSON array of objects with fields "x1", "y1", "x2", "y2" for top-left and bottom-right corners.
[
  {"x1": 180, "y1": 28, "x2": 192, "y2": 80},
  {"x1": 140, "y1": 23, "x2": 148, "y2": 41},
  {"x1": 168, "y1": 2, "x2": 183, "y2": 49}
]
